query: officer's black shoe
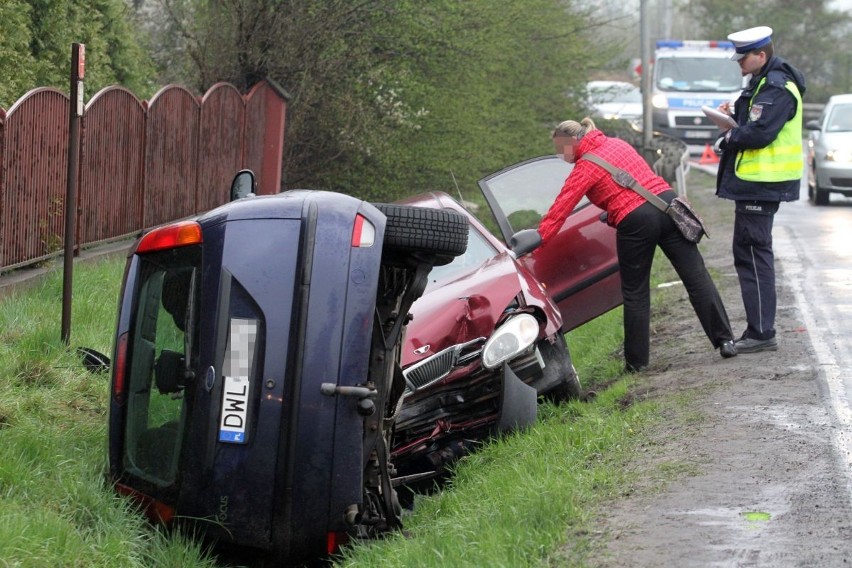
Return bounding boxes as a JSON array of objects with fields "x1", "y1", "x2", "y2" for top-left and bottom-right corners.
[
  {"x1": 719, "y1": 340, "x2": 738, "y2": 358},
  {"x1": 735, "y1": 336, "x2": 778, "y2": 353}
]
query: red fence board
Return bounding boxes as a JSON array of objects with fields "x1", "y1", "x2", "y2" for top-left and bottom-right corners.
[
  {"x1": 197, "y1": 83, "x2": 245, "y2": 212},
  {"x1": 0, "y1": 110, "x2": 4, "y2": 267},
  {"x1": 1, "y1": 88, "x2": 69, "y2": 269},
  {"x1": 80, "y1": 87, "x2": 146, "y2": 245},
  {"x1": 246, "y1": 80, "x2": 288, "y2": 196},
  {"x1": 144, "y1": 85, "x2": 201, "y2": 228}
]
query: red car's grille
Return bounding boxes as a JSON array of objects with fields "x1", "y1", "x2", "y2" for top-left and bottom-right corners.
[{"x1": 403, "y1": 338, "x2": 485, "y2": 394}]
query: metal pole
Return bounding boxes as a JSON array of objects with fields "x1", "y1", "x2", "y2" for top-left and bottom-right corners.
[
  {"x1": 62, "y1": 43, "x2": 85, "y2": 345},
  {"x1": 640, "y1": 0, "x2": 652, "y2": 150}
]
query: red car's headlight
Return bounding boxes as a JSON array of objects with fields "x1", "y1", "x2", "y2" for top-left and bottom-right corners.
[{"x1": 481, "y1": 313, "x2": 539, "y2": 369}]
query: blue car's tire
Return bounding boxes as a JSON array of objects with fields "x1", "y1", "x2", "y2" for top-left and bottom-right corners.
[{"x1": 373, "y1": 204, "x2": 468, "y2": 266}]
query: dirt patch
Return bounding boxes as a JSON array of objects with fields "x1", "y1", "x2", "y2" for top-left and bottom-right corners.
[{"x1": 577, "y1": 167, "x2": 852, "y2": 567}]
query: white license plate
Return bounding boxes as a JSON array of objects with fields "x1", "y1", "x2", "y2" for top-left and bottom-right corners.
[
  {"x1": 218, "y1": 318, "x2": 257, "y2": 444},
  {"x1": 219, "y1": 375, "x2": 250, "y2": 443},
  {"x1": 684, "y1": 130, "x2": 712, "y2": 139}
]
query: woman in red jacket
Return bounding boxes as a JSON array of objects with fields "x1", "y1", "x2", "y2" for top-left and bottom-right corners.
[{"x1": 539, "y1": 117, "x2": 737, "y2": 371}]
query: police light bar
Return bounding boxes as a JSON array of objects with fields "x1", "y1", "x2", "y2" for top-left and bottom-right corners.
[{"x1": 656, "y1": 40, "x2": 734, "y2": 49}]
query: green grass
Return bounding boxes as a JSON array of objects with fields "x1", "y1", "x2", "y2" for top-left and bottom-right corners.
[
  {"x1": 0, "y1": 244, "x2": 683, "y2": 567},
  {"x1": 565, "y1": 307, "x2": 626, "y2": 389}
]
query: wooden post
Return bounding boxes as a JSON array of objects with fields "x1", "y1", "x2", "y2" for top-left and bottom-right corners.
[{"x1": 62, "y1": 43, "x2": 84, "y2": 345}]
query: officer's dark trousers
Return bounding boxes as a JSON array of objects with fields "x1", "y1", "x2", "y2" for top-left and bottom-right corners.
[
  {"x1": 732, "y1": 201, "x2": 779, "y2": 341},
  {"x1": 617, "y1": 194, "x2": 734, "y2": 370}
]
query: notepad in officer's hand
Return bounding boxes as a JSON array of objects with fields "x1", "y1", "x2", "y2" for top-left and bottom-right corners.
[{"x1": 701, "y1": 105, "x2": 737, "y2": 130}]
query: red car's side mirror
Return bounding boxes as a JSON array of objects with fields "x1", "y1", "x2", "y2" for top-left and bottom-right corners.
[{"x1": 509, "y1": 229, "x2": 541, "y2": 258}]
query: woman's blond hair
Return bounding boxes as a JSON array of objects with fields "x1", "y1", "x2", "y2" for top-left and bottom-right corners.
[{"x1": 552, "y1": 117, "x2": 597, "y2": 140}]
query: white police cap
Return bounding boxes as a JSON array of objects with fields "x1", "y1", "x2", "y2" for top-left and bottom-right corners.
[{"x1": 727, "y1": 26, "x2": 773, "y2": 61}]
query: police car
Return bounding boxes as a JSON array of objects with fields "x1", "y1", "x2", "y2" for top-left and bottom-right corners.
[{"x1": 651, "y1": 40, "x2": 744, "y2": 152}]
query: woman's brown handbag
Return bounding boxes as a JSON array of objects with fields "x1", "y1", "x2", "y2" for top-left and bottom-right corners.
[{"x1": 583, "y1": 153, "x2": 708, "y2": 243}]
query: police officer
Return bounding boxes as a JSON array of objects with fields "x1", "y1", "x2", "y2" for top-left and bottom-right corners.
[{"x1": 714, "y1": 26, "x2": 806, "y2": 353}]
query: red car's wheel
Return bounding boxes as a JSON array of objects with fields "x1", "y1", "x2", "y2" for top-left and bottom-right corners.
[{"x1": 536, "y1": 337, "x2": 582, "y2": 402}]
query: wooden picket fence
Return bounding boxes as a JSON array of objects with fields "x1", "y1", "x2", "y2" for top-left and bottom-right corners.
[{"x1": 0, "y1": 79, "x2": 288, "y2": 272}]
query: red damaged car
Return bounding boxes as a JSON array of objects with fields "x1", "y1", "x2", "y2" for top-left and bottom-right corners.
[{"x1": 392, "y1": 155, "x2": 622, "y2": 486}]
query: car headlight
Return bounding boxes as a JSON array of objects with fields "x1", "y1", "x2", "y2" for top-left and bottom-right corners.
[
  {"x1": 481, "y1": 313, "x2": 540, "y2": 369},
  {"x1": 826, "y1": 149, "x2": 852, "y2": 163},
  {"x1": 651, "y1": 93, "x2": 669, "y2": 109}
]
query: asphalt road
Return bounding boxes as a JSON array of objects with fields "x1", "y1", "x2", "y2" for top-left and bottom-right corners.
[
  {"x1": 697, "y1": 156, "x2": 852, "y2": 476},
  {"x1": 775, "y1": 178, "x2": 852, "y2": 478},
  {"x1": 693, "y1": 156, "x2": 852, "y2": 479}
]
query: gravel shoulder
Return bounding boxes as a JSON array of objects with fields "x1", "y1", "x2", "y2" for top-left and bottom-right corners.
[{"x1": 580, "y1": 166, "x2": 852, "y2": 567}]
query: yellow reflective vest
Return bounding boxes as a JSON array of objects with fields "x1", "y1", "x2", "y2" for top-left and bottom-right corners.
[{"x1": 735, "y1": 79, "x2": 803, "y2": 182}]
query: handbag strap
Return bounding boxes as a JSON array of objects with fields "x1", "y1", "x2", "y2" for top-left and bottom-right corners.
[{"x1": 582, "y1": 153, "x2": 670, "y2": 213}]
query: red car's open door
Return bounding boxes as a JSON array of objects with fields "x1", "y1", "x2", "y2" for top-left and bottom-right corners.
[{"x1": 478, "y1": 156, "x2": 622, "y2": 331}]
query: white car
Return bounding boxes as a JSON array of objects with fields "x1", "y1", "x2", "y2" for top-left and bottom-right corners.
[
  {"x1": 586, "y1": 80, "x2": 642, "y2": 127},
  {"x1": 806, "y1": 93, "x2": 852, "y2": 205}
]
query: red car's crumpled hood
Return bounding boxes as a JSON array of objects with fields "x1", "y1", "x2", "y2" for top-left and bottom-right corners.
[{"x1": 401, "y1": 253, "x2": 526, "y2": 368}]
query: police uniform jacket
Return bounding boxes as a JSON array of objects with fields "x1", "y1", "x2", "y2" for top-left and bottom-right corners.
[{"x1": 716, "y1": 55, "x2": 806, "y2": 202}]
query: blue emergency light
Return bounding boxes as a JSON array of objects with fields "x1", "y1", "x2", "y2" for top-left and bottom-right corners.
[{"x1": 656, "y1": 40, "x2": 734, "y2": 49}]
